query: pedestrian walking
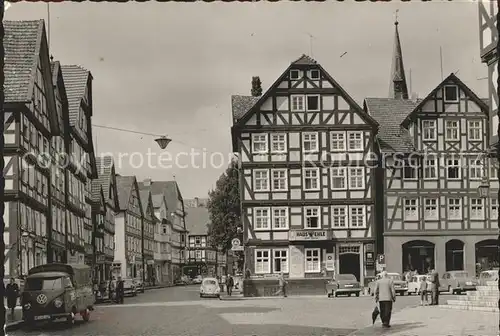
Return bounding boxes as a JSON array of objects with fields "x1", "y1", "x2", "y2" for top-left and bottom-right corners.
[
  {"x1": 6, "y1": 277, "x2": 19, "y2": 317},
  {"x1": 274, "y1": 272, "x2": 288, "y2": 297},
  {"x1": 115, "y1": 277, "x2": 125, "y2": 304},
  {"x1": 226, "y1": 275, "x2": 234, "y2": 296},
  {"x1": 429, "y1": 269, "x2": 440, "y2": 305},
  {"x1": 374, "y1": 271, "x2": 396, "y2": 328},
  {"x1": 419, "y1": 276, "x2": 428, "y2": 305}
]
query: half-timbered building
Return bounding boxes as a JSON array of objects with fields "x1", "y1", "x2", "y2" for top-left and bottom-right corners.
[
  {"x1": 366, "y1": 20, "x2": 499, "y2": 277},
  {"x1": 231, "y1": 55, "x2": 379, "y2": 284},
  {"x1": 91, "y1": 156, "x2": 119, "y2": 282},
  {"x1": 3, "y1": 20, "x2": 59, "y2": 277},
  {"x1": 61, "y1": 65, "x2": 98, "y2": 265},
  {"x1": 48, "y1": 60, "x2": 69, "y2": 263},
  {"x1": 138, "y1": 180, "x2": 187, "y2": 282},
  {"x1": 115, "y1": 175, "x2": 144, "y2": 279},
  {"x1": 152, "y1": 193, "x2": 173, "y2": 286},
  {"x1": 139, "y1": 190, "x2": 157, "y2": 282}
]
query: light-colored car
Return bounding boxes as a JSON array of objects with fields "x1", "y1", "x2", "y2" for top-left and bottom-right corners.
[
  {"x1": 368, "y1": 272, "x2": 408, "y2": 296},
  {"x1": 326, "y1": 274, "x2": 361, "y2": 298},
  {"x1": 133, "y1": 278, "x2": 145, "y2": 293},
  {"x1": 199, "y1": 277, "x2": 221, "y2": 298},
  {"x1": 439, "y1": 270, "x2": 477, "y2": 294},
  {"x1": 479, "y1": 270, "x2": 499, "y2": 286},
  {"x1": 407, "y1": 275, "x2": 432, "y2": 295},
  {"x1": 193, "y1": 275, "x2": 203, "y2": 285},
  {"x1": 123, "y1": 278, "x2": 137, "y2": 297}
]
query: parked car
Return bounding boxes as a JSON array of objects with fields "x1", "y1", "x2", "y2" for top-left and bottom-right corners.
[
  {"x1": 134, "y1": 278, "x2": 145, "y2": 293},
  {"x1": 326, "y1": 274, "x2": 361, "y2": 298},
  {"x1": 407, "y1": 275, "x2": 432, "y2": 295},
  {"x1": 199, "y1": 277, "x2": 221, "y2": 298},
  {"x1": 439, "y1": 270, "x2": 477, "y2": 294},
  {"x1": 193, "y1": 275, "x2": 203, "y2": 285},
  {"x1": 368, "y1": 272, "x2": 408, "y2": 296},
  {"x1": 479, "y1": 269, "x2": 499, "y2": 286},
  {"x1": 123, "y1": 278, "x2": 137, "y2": 297},
  {"x1": 175, "y1": 275, "x2": 191, "y2": 286}
]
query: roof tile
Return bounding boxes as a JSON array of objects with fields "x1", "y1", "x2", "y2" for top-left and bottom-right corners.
[
  {"x1": 291, "y1": 54, "x2": 317, "y2": 65},
  {"x1": 60, "y1": 65, "x2": 89, "y2": 125},
  {"x1": 231, "y1": 95, "x2": 259, "y2": 122},
  {"x1": 115, "y1": 175, "x2": 135, "y2": 211},
  {"x1": 4, "y1": 20, "x2": 43, "y2": 103},
  {"x1": 185, "y1": 207, "x2": 210, "y2": 236}
]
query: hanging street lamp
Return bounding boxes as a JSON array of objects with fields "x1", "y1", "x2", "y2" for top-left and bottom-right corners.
[
  {"x1": 478, "y1": 176, "x2": 491, "y2": 199},
  {"x1": 154, "y1": 136, "x2": 172, "y2": 150}
]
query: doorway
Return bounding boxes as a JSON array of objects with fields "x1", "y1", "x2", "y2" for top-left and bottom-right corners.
[
  {"x1": 339, "y1": 253, "x2": 361, "y2": 281},
  {"x1": 445, "y1": 239, "x2": 464, "y2": 271},
  {"x1": 402, "y1": 240, "x2": 435, "y2": 274}
]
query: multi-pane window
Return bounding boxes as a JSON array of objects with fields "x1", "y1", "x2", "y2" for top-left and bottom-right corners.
[
  {"x1": 491, "y1": 199, "x2": 498, "y2": 220},
  {"x1": 271, "y1": 169, "x2": 287, "y2": 191},
  {"x1": 255, "y1": 250, "x2": 270, "y2": 274},
  {"x1": 404, "y1": 198, "x2": 418, "y2": 220},
  {"x1": 302, "y1": 132, "x2": 318, "y2": 152},
  {"x1": 331, "y1": 168, "x2": 347, "y2": 190},
  {"x1": 447, "y1": 158, "x2": 461, "y2": 179},
  {"x1": 445, "y1": 120, "x2": 459, "y2": 141},
  {"x1": 273, "y1": 249, "x2": 289, "y2": 273},
  {"x1": 469, "y1": 159, "x2": 483, "y2": 180},
  {"x1": 309, "y1": 69, "x2": 320, "y2": 80},
  {"x1": 330, "y1": 132, "x2": 346, "y2": 152},
  {"x1": 491, "y1": 161, "x2": 498, "y2": 180},
  {"x1": 470, "y1": 198, "x2": 484, "y2": 220},
  {"x1": 254, "y1": 169, "x2": 269, "y2": 191},
  {"x1": 303, "y1": 168, "x2": 320, "y2": 190},
  {"x1": 305, "y1": 248, "x2": 320, "y2": 273},
  {"x1": 290, "y1": 70, "x2": 300, "y2": 80},
  {"x1": 349, "y1": 206, "x2": 365, "y2": 228},
  {"x1": 254, "y1": 208, "x2": 270, "y2": 230},
  {"x1": 403, "y1": 159, "x2": 418, "y2": 179},
  {"x1": 424, "y1": 158, "x2": 437, "y2": 179},
  {"x1": 468, "y1": 120, "x2": 482, "y2": 141},
  {"x1": 332, "y1": 206, "x2": 347, "y2": 228},
  {"x1": 252, "y1": 134, "x2": 268, "y2": 153},
  {"x1": 422, "y1": 120, "x2": 437, "y2": 141},
  {"x1": 347, "y1": 132, "x2": 363, "y2": 151},
  {"x1": 272, "y1": 207, "x2": 288, "y2": 229},
  {"x1": 424, "y1": 198, "x2": 438, "y2": 220},
  {"x1": 349, "y1": 167, "x2": 365, "y2": 189},
  {"x1": 304, "y1": 207, "x2": 320, "y2": 229},
  {"x1": 271, "y1": 133, "x2": 287, "y2": 153},
  {"x1": 291, "y1": 95, "x2": 305, "y2": 111}
]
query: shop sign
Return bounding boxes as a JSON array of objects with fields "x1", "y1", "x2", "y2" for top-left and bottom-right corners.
[
  {"x1": 147, "y1": 260, "x2": 154, "y2": 265},
  {"x1": 289, "y1": 230, "x2": 328, "y2": 241},
  {"x1": 97, "y1": 255, "x2": 105, "y2": 263},
  {"x1": 365, "y1": 252, "x2": 374, "y2": 267}
]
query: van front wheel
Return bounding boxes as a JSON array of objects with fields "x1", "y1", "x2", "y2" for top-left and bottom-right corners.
[
  {"x1": 66, "y1": 312, "x2": 75, "y2": 325},
  {"x1": 82, "y1": 309, "x2": 91, "y2": 322}
]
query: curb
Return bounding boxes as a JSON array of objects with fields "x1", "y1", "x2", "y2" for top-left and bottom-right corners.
[{"x1": 5, "y1": 320, "x2": 24, "y2": 332}]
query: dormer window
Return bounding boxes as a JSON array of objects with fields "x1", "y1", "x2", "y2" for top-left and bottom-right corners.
[
  {"x1": 290, "y1": 70, "x2": 300, "y2": 80},
  {"x1": 310, "y1": 69, "x2": 320, "y2": 80},
  {"x1": 444, "y1": 85, "x2": 459, "y2": 102}
]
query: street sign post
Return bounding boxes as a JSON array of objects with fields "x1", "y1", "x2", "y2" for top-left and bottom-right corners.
[{"x1": 231, "y1": 238, "x2": 244, "y2": 251}]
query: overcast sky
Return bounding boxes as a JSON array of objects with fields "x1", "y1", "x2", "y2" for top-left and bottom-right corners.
[{"x1": 6, "y1": 2, "x2": 486, "y2": 199}]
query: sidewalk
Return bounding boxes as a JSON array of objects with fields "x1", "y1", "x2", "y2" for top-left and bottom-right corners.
[{"x1": 349, "y1": 305, "x2": 498, "y2": 336}]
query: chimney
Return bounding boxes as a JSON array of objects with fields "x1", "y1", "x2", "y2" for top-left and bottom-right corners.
[
  {"x1": 251, "y1": 76, "x2": 262, "y2": 97},
  {"x1": 194, "y1": 197, "x2": 199, "y2": 207},
  {"x1": 143, "y1": 178, "x2": 152, "y2": 187}
]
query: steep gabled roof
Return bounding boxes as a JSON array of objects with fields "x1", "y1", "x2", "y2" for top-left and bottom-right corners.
[
  {"x1": 185, "y1": 207, "x2": 210, "y2": 236},
  {"x1": 389, "y1": 21, "x2": 409, "y2": 100},
  {"x1": 4, "y1": 20, "x2": 42, "y2": 103},
  {"x1": 364, "y1": 98, "x2": 420, "y2": 153},
  {"x1": 231, "y1": 95, "x2": 260, "y2": 122},
  {"x1": 115, "y1": 175, "x2": 136, "y2": 211},
  {"x1": 231, "y1": 54, "x2": 379, "y2": 128},
  {"x1": 401, "y1": 73, "x2": 489, "y2": 127},
  {"x1": 91, "y1": 156, "x2": 119, "y2": 210},
  {"x1": 139, "y1": 190, "x2": 155, "y2": 221},
  {"x1": 60, "y1": 65, "x2": 90, "y2": 125}
]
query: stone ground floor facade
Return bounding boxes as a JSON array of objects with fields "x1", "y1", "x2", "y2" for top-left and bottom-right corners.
[
  {"x1": 245, "y1": 239, "x2": 377, "y2": 286},
  {"x1": 384, "y1": 233, "x2": 498, "y2": 276}
]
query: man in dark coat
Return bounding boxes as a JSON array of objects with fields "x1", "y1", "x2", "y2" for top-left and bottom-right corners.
[
  {"x1": 429, "y1": 269, "x2": 440, "y2": 305},
  {"x1": 226, "y1": 275, "x2": 234, "y2": 296},
  {"x1": 375, "y1": 271, "x2": 396, "y2": 328},
  {"x1": 116, "y1": 276, "x2": 125, "y2": 304},
  {"x1": 6, "y1": 278, "x2": 20, "y2": 317}
]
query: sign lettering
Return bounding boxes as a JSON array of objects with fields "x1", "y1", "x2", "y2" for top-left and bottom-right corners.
[{"x1": 289, "y1": 230, "x2": 328, "y2": 241}]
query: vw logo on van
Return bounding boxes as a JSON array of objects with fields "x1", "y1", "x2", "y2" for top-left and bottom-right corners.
[{"x1": 36, "y1": 294, "x2": 47, "y2": 304}]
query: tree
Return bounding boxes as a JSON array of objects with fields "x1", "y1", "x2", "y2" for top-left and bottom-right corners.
[
  {"x1": 207, "y1": 160, "x2": 240, "y2": 253},
  {"x1": 251, "y1": 76, "x2": 262, "y2": 97}
]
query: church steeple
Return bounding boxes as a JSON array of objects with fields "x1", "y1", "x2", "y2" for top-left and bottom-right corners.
[{"x1": 389, "y1": 17, "x2": 409, "y2": 100}]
